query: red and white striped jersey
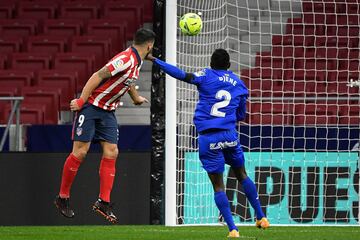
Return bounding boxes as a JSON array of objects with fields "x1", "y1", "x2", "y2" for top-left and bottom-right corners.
[{"x1": 88, "y1": 47, "x2": 142, "y2": 111}]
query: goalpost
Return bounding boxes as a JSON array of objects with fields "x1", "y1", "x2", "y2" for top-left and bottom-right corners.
[{"x1": 165, "y1": 0, "x2": 360, "y2": 226}]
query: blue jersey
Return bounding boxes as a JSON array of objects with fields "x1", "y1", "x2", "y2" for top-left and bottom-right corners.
[{"x1": 190, "y1": 68, "x2": 248, "y2": 133}]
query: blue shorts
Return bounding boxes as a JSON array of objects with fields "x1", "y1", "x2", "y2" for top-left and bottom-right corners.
[
  {"x1": 198, "y1": 128, "x2": 245, "y2": 173},
  {"x1": 72, "y1": 103, "x2": 118, "y2": 144}
]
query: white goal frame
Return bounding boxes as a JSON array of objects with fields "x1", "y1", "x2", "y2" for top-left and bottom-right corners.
[
  {"x1": 164, "y1": 0, "x2": 360, "y2": 227},
  {"x1": 165, "y1": 0, "x2": 178, "y2": 227}
]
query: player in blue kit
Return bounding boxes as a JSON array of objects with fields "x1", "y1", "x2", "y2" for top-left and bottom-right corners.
[{"x1": 147, "y1": 49, "x2": 269, "y2": 238}]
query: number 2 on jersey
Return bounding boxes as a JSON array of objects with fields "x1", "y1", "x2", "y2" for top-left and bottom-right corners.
[{"x1": 210, "y1": 90, "x2": 231, "y2": 117}]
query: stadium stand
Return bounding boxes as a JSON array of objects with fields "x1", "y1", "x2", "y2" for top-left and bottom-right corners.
[
  {"x1": 0, "y1": 54, "x2": 7, "y2": 69},
  {"x1": 0, "y1": 0, "x2": 152, "y2": 125},
  {"x1": 2, "y1": 0, "x2": 357, "y2": 126},
  {"x1": 240, "y1": 0, "x2": 359, "y2": 125},
  {"x1": 25, "y1": 36, "x2": 67, "y2": 55},
  {"x1": 0, "y1": 2, "x2": 15, "y2": 19},
  {"x1": 18, "y1": 2, "x2": 57, "y2": 19},
  {"x1": 0, "y1": 19, "x2": 38, "y2": 37},
  {"x1": 59, "y1": 2, "x2": 99, "y2": 20},
  {"x1": 0, "y1": 36, "x2": 23, "y2": 56}
]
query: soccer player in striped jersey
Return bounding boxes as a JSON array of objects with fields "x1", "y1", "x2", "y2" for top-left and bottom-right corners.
[{"x1": 54, "y1": 28, "x2": 156, "y2": 223}]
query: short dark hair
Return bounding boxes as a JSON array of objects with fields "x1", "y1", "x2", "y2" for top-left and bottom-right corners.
[
  {"x1": 210, "y1": 48, "x2": 230, "y2": 70},
  {"x1": 134, "y1": 28, "x2": 156, "y2": 45}
]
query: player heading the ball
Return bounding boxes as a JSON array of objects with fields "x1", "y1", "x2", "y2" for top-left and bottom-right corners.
[
  {"x1": 54, "y1": 28, "x2": 156, "y2": 224},
  {"x1": 147, "y1": 49, "x2": 269, "y2": 238}
]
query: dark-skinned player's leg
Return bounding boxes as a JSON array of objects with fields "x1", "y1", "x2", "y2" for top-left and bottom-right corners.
[
  {"x1": 198, "y1": 130, "x2": 238, "y2": 236},
  {"x1": 207, "y1": 172, "x2": 239, "y2": 237},
  {"x1": 231, "y1": 166, "x2": 269, "y2": 229}
]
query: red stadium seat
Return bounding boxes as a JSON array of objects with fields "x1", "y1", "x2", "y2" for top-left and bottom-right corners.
[
  {"x1": 0, "y1": 85, "x2": 18, "y2": 124},
  {"x1": 36, "y1": 70, "x2": 78, "y2": 110},
  {"x1": 315, "y1": 36, "x2": 351, "y2": 47},
  {"x1": 338, "y1": 59, "x2": 360, "y2": 71},
  {"x1": 296, "y1": 58, "x2": 335, "y2": 71},
  {"x1": 250, "y1": 103, "x2": 293, "y2": 125},
  {"x1": 103, "y1": 3, "x2": 144, "y2": 40},
  {"x1": 334, "y1": 3, "x2": 346, "y2": 13},
  {"x1": 241, "y1": 67, "x2": 282, "y2": 81},
  {"x1": 339, "y1": 105, "x2": 360, "y2": 125},
  {"x1": 113, "y1": 0, "x2": 152, "y2": 22},
  {"x1": 1, "y1": 103, "x2": 46, "y2": 125},
  {"x1": 286, "y1": 18, "x2": 324, "y2": 36},
  {"x1": 10, "y1": 53, "x2": 51, "y2": 71},
  {"x1": 18, "y1": 2, "x2": 57, "y2": 20},
  {"x1": 302, "y1": 1, "x2": 335, "y2": 13},
  {"x1": 0, "y1": 70, "x2": 33, "y2": 90},
  {"x1": 0, "y1": 86, "x2": 18, "y2": 96},
  {"x1": 282, "y1": 81, "x2": 306, "y2": 97},
  {"x1": 255, "y1": 52, "x2": 292, "y2": 69},
  {"x1": 86, "y1": 19, "x2": 127, "y2": 55},
  {"x1": 26, "y1": 35, "x2": 67, "y2": 55},
  {"x1": 0, "y1": 54, "x2": 8, "y2": 69},
  {"x1": 286, "y1": 70, "x2": 326, "y2": 82},
  {"x1": 0, "y1": 86, "x2": 18, "y2": 120},
  {"x1": 272, "y1": 35, "x2": 285, "y2": 45},
  {"x1": 303, "y1": 13, "x2": 324, "y2": 24},
  {"x1": 294, "y1": 103, "x2": 338, "y2": 125},
  {"x1": 20, "y1": 86, "x2": 60, "y2": 124},
  {"x1": 272, "y1": 46, "x2": 304, "y2": 58},
  {"x1": 43, "y1": 19, "x2": 83, "y2": 37},
  {"x1": 346, "y1": 3, "x2": 359, "y2": 14},
  {"x1": 327, "y1": 26, "x2": 360, "y2": 36},
  {"x1": 70, "y1": 36, "x2": 111, "y2": 69},
  {"x1": 306, "y1": 82, "x2": 327, "y2": 94},
  {"x1": 0, "y1": 2, "x2": 15, "y2": 18},
  {"x1": 328, "y1": 48, "x2": 360, "y2": 61},
  {"x1": 336, "y1": 15, "x2": 360, "y2": 26},
  {"x1": 277, "y1": 35, "x2": 314, "y2": 47},
  {"x1": 326, "y1": 82, "x2": 359, "y2": 96},
  {"x1": 0, "y1": 19, "x2": 38, "y2": 37},
  {"x1": 243, "y1": 78, "x2": 274, "y2": 91},
  {"x1": 328, "y1": 70, "x2": 359, "y2": 83},
  {"x1": 286, "y1": 18, "x2": 304, "y2": 35},
  {"x1": 59, "y1": 2, "x2": 98, "y2": 19},
  {"x1": 0, "y1": 36, "x2": 22, "y2": 56},
  {"x1": 54, "y1": 53, "x2": 95, "y2": 91}
]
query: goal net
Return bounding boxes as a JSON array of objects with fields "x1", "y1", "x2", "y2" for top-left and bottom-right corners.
[{"x1": 165, "y1": 0, "x2": 360, "y2": 226}]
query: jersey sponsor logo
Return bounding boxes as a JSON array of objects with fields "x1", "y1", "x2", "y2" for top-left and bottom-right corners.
[
  {"x1": 209, "y1": 140, "x2": 238, "y2": 150},
  {"x1": 76, "y1": 127, "x2": 82, "y2": 136}
]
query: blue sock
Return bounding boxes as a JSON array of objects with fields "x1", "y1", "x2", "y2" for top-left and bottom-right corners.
[
  {"x1": 241, "y1": 177, "x2": 265, "y2": 220},
  {"x1": 214, "y1": 191, "x2": 238, "y2": 231}
]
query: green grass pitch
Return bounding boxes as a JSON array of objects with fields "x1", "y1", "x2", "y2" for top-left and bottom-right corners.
[{"x1": 0, "y1": 225, "x2": 359, "y2": 240}]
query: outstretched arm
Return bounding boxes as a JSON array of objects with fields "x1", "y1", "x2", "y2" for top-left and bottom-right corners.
[{"x1": 147, "y1": 55, "x2": 194, "y2": 83}]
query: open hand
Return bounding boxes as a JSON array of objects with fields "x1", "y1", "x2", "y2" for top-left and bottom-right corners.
[
  {"x1": 70, "y1": 98, "x2": 84, "y2": 111},
  {"x1": 133, "y1": 96, "x2": 149, "y2": 105}
]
